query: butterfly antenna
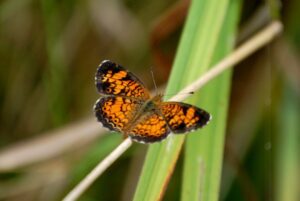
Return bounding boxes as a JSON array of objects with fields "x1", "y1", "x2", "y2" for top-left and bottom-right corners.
[{"x1": 150, "y1": 66, "x2": 158, "y2": 94}]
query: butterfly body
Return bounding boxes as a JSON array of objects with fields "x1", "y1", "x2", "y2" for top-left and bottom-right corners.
[{"x1": 94, "y1": 60, "x2": 211, "y2": 143}]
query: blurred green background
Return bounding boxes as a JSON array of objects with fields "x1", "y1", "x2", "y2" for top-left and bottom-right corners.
[{"x1": 0, "y1": 0, "x2": 299, "y2": 201}]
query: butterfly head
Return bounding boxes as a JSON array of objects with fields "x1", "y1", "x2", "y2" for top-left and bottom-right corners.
[{"x1": 151, "y1": 94, "x2": 163, "y2": 104}]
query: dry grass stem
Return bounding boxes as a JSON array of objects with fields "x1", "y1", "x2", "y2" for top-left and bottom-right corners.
[
  {"x1": 0, "y1": 119, "x2": 104, "y2": 172},
  {"x1": 169, "y1": 21, "x2": 283, "y2": 102},
  {"x1": 63, "y1": 138, "x2": 133, "y2": 201}
]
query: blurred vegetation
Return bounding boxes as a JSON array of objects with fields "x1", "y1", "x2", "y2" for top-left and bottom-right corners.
[{"x1": 0, "y1": 0, "x2": 299, "y2": 201}]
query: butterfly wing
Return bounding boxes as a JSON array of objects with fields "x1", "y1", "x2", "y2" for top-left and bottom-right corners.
[
  {"x1": 94, "y1": 96, "x2": 141, "y2": 132},
  {"x1": 160, "y1": 102, "x2": 211, "y2": 134},
  {"x1": 95, "y1": 60, "x2": 150, "y2": 100},
  {"x1": 128, "y1": 112, "x2": 170, "y2": 143}
]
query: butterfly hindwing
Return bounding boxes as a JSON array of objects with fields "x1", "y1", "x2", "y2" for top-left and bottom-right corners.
[
  {"x1": 94, "y1": 96, "x2": 141, "y2": 132},
  {"x1": 128, "y1": 112, "x2": 170, "y2": 143}
]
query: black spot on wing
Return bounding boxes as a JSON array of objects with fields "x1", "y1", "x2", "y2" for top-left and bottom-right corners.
[
  {"x1": 172, "y1": 122, "x2": 187, "y2": 133},
  {"x1": 97, "y1": 60, "x2": 122, "y2": 74},
  {"x1": 196, "y1": 109, "x2": 211, "y2": 127}
]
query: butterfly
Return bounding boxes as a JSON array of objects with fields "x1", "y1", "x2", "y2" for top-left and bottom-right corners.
[{"x1": 94, "y1": 60, "x2": 211, "y2": 143}]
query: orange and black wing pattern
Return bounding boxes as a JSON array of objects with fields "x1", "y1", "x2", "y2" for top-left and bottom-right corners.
[
  {"x1": 95, "y1": 60, "x2": 150, "y2": 100},
  {"x1": 94, "y1": 96, "x2": 140, "y2": 132},
  {"x1": 160, "y1": 102, "x2": 211, "y2": 134},
  {"x1": 94, "y1": 60, "x2": 212, "y2": 143},
  {"x1": 128, "y1": 112, "x2": 170, "y2": 143}
]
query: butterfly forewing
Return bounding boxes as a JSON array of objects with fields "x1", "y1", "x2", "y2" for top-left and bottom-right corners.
[
  {"x1": 159, "y1": 102, "x2": 211, "y2": 134},
  {"x1": 95, "y1": 60, "x2": 150, "y2": 100}
]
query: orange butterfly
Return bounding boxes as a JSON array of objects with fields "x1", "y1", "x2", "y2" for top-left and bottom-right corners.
[{"x1": 94, "y1": 60, "x2": 211, "y2": 143}]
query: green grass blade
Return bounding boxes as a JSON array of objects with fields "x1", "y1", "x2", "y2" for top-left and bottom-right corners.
[
  {"x1": 275, "y1": 83, "x2": 300, "y2": 201},
  {"x1": 133, "y1": 0, "x2": 240, "y2": 200},
  {"x1": 181, "y1": 0, "x2": 241, "y2": 200}
]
